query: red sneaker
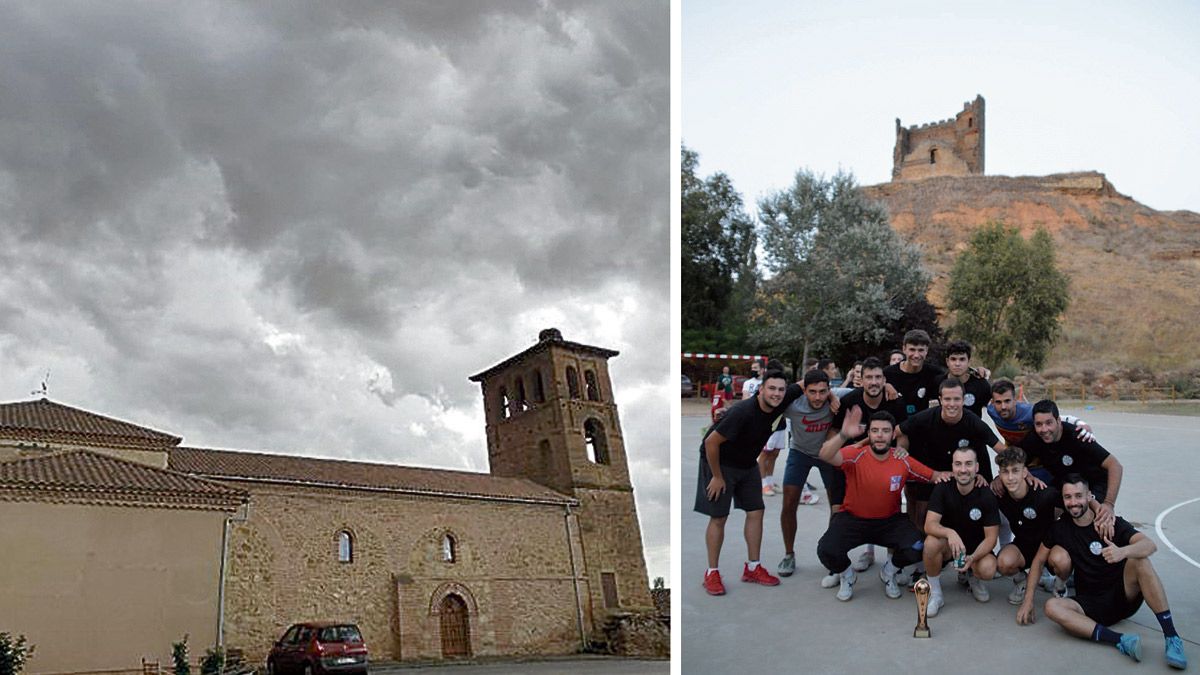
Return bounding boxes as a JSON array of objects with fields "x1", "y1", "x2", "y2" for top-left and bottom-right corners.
[
  {"x1": 703, "y1": 569, "x2": 726, "y2": 595},
  {"x1": 741, "y1": 563, "x2": 781, "y2": 586}
]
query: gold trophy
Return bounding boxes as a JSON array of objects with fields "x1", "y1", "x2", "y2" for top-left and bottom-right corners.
[{"x1": 913, "y1": 578, "x2": 931, "y2": 638}]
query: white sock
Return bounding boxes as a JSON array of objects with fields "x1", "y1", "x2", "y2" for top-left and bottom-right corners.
[
  {"x1": 841, "y1": 565, "x2": 855, "y2": 579},
  {"x1": 883, "y1": 558, "x2": 898, "y2": 577},
  {"x1": 747, "y1": 560, "x2": 760, "y2": 570},
  {"x1": 928, "y1": 576, "x2": 943, "y2": 596},
  {"x1": 706, "y1": 567, "x2": 718, "y2": 575}
]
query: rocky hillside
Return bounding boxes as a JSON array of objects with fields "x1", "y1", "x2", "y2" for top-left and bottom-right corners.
[{"x1": 860, "y1": 172, "x2": 1200, "y2": 372}]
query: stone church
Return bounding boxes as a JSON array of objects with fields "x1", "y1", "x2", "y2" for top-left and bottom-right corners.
[{"x1": 0, "y1": 329, "x2": 657, "y2": 674}]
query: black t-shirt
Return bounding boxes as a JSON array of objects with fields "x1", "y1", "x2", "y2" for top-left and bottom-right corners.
[
  {"x1": 1044, "y1": 515, "x2": 1138, "y2": 596},
  {"x1": 928, "y1": 482, "x2": 1000, "y2": 549},
  {"x1": 884, "y1": 362, "x2": 946, "y2": 416},
  {"x1": 700, "y1": 383, "x2": 802, "y2": 469},
  {"x1": 900, "y1": 408, "x2": 999, "y2": 499},
  {"x1": 997, "y1": 485, "x2": 1059, "y2": 546},
  {"x1": 1022, "y1": 421, "x2": 1111, "y2": 488},
  {"x1": 831, "y1": 388, "x2": 909, "y2": 444},
  {"x1": 954, "y1": 374, "x2": 993, "y2": 419}
]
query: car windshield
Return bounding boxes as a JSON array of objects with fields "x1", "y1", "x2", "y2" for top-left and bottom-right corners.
[{"x1": 317, "y1": 625, "x2": 363, "y2": 643}]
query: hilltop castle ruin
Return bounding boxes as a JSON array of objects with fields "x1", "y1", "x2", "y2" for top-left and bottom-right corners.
[{"x1": 892, "y1": 95, "x2": 985, "y2": 181}]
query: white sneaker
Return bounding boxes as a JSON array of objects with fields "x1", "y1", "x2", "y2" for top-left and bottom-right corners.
[
  {"x1": 968, "y1": 573, "x2": 990, "y2": 602},
  {"x1": 836, "y1": 571, "x2": 856, "y2": 601},
  {"x1": 852, "y1": 549, "x2": 875, "y2": 572},
  {"x1": 1008, "y1": 572, "x2": 1027, "y2": 605},
  {"x1": 820, "y1": 573, "x2": 840, "y2": 588},
  {"x1": 927, "y1": 593, "x2": 945, "y2": 617},
  {"x1": 880, "y1": 567, "x2": 901, "y2": 599},
  {"x1": 800, "y1": 486, "x2": 820, "y2": 505},
  {"x1": 1040, "y1": 571, "x2": 1057, "y2": 593},
  {"x1": 1053, "y1": 577, "x2": 1074, "y2": 598}
]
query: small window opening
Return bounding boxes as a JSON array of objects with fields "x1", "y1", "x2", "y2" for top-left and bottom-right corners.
[
  {"x1": 533, "y1": 370, "x2": 546, "y2": 403},
  {"x1": 499, "y1": 387, "x2": 510, "y2": 419},
  {"x1": 930, "y1": 148, "x2": 938, "y2": 164},
  {"x1": 516, "y1": 377, "x2": 528, "y2": 412},
  {"x1": 566, "y1": 367, "x2": 580, "y2": 399},
  {"x1": 337, "y1": 530, "x2": 353, "y2": 563},
  {"x1": 443, "y1": 533, "x2": 457, "y2": 563},
  {"x1": 584, "y1": 418, "x2": 609, "y2": 464},
  {"x1": 584, "y1": 370, "x2": 600, "y2": 401}
]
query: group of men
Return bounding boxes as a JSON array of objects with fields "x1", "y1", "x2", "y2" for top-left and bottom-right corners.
[{"x1": 695, "y1": 330, "x2": 1187, "y2": 669}]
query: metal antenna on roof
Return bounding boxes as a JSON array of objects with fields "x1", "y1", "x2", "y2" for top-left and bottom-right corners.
[{"x1": 31, "y1": 370, "x2": 49, "y2": 399}]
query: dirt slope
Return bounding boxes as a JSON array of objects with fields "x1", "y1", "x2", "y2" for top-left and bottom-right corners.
[{"x1": 860, "y1": 172, "x2": 1200, "y2": 370}]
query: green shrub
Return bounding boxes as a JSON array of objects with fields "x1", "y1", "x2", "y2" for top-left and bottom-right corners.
[
  {"x1": 0, "y1": 633, "x2": 35, "y2": 675},
  {"x1": 200, "y1": 646, "x2": 225, "y2": 675},
  {"x1": 172, "y1": 635, "x2": 190, "y2": 675}
]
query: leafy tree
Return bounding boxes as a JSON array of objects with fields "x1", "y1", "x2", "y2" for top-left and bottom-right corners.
[
  {"x1": 947, "y1": 223, "x2": 1069, "y2": 370},
  {"x1": 681, "y1": 145, "x2": 758, "y2": 349},
  {"x1": 834, "y1": 297, "x2": 944, "y2": 367},
  {"x1": 752, "y1": 170, "x2": 930, "y2": 366}
]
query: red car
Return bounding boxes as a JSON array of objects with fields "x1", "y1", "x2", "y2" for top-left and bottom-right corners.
[{"x1": 267, "y1": 622, "x2": 369, "y2": 675}]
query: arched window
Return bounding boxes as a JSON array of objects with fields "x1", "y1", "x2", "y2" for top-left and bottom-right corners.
[
  {"x1": 929, "y1": 148, "x2": 938, "y2": 164},
  {"x1": 532, "y1": 369, "x2": 546, "y2": 403},
  {"x1": 499, "y1": 387, "x2": 510, "y2": 419},
  {"x1": 515, "y1": 377, "x2": 528, "y2": 412},
  {"x1": 443, "y1": 533, "x2": 457, "y2": 563},
  {"x1": 583, "y1": 419, "x2": 609, "y2": 464},
  {"x1": 584, "y1": 370, "x2": 601, "y2": 401},
  {"x1": 337, "y1": 530, "x2": 354, "y2": 563},
  {"x1": 967, "y1": 117, "x2": 973, "y2": 128},
  {"x1": 566, "y1": 367, "x2": 580, "y2": 399}
]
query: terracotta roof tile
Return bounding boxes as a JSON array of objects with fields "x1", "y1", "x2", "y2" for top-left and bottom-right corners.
[
  {"x1": 169, "y1": 446, "x2": 575, "y2": 505},
  {"x1": 0, "y1": 399, "x2": 181, "y2": 448},
  {"x1": 0, "y1": 449, "x2": 247, "y2": 510}
]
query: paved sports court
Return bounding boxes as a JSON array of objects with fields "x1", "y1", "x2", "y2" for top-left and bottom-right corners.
[{"x1": 682, "y1": 406, "x2": 1200, "y2": 673}]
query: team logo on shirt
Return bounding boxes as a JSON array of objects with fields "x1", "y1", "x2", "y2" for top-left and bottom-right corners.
[
  {"x1": 1062, "y1": 455, "x2": 1074, "y2": 466},
  {"x1": 1023, "y1": 507, "x2": 1037, "y2": 519},
  {"x1": 958, "y1": 439, "x2": 970, "y2": 448},
  {"x1": 1089, "y1": 541, "x2": 1103, "y2": 555},
  {"x1": 965, "y1": 393, "x2": 976, "y2": 406},
  {"x1": 969, "y1": 508, "x2": 982, "y2": 521},
  {"x1": 890, "y1": 475, "x2": 902, "y2": 492},
  {"x1": 917, "y1": 387, "x2": 927, "y2": 399}
]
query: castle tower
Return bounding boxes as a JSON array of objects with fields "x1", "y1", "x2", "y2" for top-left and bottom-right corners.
[
  {"x1": 892, "y1": 94, "x2": 985, "y2": 181},
  {"x1": 469, "y1": 328, "x2": 654, "y2": 627}
]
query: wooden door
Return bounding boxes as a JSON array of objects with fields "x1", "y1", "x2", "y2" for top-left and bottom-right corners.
[{"x1": 440, "y1": 594, "x2": 471, "y2": 658}]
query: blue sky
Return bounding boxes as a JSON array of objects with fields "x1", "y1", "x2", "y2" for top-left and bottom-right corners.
[{"x1": 683, "y1": 0, "x2": 1200, "y2": 213}]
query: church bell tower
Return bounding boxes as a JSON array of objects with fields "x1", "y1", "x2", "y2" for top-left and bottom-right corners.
[{"x1": 469, "y1": 328, "x2": 654, "y2": 624}]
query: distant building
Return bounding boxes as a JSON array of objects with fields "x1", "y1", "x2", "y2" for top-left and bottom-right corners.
[
  {"x1": 893, "y1": 95, "x2": 985, "y2": 181},
  {"x1": 0, "y1": 329, "x2": 657, "y2": 674}
]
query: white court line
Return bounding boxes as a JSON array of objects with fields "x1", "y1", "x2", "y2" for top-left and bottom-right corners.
[{"x1": 1155, "y1": 497, "x2": 1200, "y2": 570}]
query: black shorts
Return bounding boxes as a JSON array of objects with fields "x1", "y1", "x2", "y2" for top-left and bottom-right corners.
[
  {"x1": 694, "y1": 457, "x2": 764, "y2": 518},
  {"x1": 1011, "y1": 536, "x2": 1041, "y2": 567},
  {"x1": 1077, "y1": 584, "x2": 1143, "y2": 627}
]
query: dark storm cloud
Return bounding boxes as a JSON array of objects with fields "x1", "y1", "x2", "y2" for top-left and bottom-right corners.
[{"x1": 0, "y1": 1, "x2": 669, "y2": 578}]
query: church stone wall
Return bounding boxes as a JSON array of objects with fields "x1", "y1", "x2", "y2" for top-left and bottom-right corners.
[{"x1": 222, "y1": 484, "x2": 588, "y2": 663}]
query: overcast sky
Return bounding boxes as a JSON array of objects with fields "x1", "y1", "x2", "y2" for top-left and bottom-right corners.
[
  {"x1": 0, "y1": 2, "x2": 669, "y2": 580},
  {"x1": 684, "y1": 0, "x2": 1200, "y2": 214}
]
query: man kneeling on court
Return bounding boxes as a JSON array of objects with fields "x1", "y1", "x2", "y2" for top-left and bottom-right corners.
[
  {"x1": 923, "y1": 446, "x2": 1000, "y2": 616},
  {"x1": 1016, "y1": 475, "x2": 1188, "y2": 669},
  {"x1": 815, "y1": 408, "x2": 949, "y2": 601}
]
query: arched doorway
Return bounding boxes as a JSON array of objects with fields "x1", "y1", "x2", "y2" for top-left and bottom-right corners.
[{"x1": 439, "y1": 594, "x2": 471, "y2": 658}]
